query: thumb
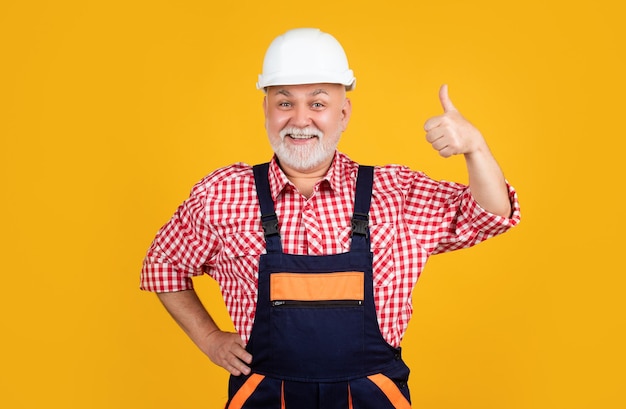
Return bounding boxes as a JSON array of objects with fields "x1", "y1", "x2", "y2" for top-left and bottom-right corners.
[{"x1": 439, "y1": 84, "x2": 457, "y2": 113}]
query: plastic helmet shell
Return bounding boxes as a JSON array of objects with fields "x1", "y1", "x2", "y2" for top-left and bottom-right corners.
[{"x1": 256, "y1": 28, "x2": 356, "y2": 91}]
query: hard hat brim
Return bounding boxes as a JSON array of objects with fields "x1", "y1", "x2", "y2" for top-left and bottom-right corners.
[{"x1": 256, "y1": 71, "x2": 356, "y2": 91}]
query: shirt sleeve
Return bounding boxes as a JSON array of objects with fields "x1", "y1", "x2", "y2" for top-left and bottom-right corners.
[
  {"x1": 140, "y1": 179, "x2": 219, "y2": 293},
  {"x1": 404, "y1": 169, "x2": 521, "y2": 255}
]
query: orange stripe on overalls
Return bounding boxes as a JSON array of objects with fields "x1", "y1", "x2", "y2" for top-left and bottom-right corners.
[
  {"x1": 226, "y1": 374, "x2": 265, "y2": 409},
  {"x1": 367, "y1": 374, "x2": 412, "y2": 409}
]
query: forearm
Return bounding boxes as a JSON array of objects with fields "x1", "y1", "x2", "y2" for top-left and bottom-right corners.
[
  {"x1": 464, "y1": 143, "x2": 512, "y2": 218},
  {"x1": 156, "y1": 289, "x2": 253, "y2": 375},
  {"x1": 157, "y1": 290, "x2": 220, "y2": 354}
]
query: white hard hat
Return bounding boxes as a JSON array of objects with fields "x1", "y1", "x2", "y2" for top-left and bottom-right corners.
[{"x1": 257, "y1": 28, "x2": 356, "y2": 91}]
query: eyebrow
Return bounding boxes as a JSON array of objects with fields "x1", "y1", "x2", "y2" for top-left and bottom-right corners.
[
  {"x1": 274, "y1": 88, "x2": 330, "y2": 97},
  {"x1": 310, "y1": 89, "x2": 329, "y2": 96}
]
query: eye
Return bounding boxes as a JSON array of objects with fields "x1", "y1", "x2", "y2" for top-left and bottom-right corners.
[
  {"x1": 311, "y1": 102, "x2": 325, "y2": 109},
  {"x1": 278, "y1": 101, "x2": 292, "y2": 108}
]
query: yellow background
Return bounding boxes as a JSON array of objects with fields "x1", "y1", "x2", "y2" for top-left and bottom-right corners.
[{"x1": 1, "y1": 1, "x2": 624, "y2": 408}]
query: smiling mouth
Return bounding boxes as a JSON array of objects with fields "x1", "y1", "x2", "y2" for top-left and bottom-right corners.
[
  {"x1": 280, "y1": 127, "x2": 323, "y2": 140},
  {"x1": 287, "y1": 134, "x2": 317, "y2": 140}
]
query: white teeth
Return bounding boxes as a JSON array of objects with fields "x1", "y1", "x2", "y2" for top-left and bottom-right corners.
[{"x1": 280, "y1": 127, "x2": 323, "y2": 140}]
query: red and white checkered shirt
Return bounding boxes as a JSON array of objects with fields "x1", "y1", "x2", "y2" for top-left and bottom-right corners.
[{"x1": 141, "y1": 152, "x2": 520, "y2": 347}]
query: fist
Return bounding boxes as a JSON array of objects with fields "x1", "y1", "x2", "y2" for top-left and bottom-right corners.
[{"x1": 423, "y1": 84, "x2": 485, "y2": 157}]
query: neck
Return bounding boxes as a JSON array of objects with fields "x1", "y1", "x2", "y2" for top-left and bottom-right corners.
[{"x1": 279, "y1": 158, "x2": 333, "y2": 199}]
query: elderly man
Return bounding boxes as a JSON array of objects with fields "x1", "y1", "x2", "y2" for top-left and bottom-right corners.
[{"x1": 141, "y1": 28, "x2": 520, "y2": 409}]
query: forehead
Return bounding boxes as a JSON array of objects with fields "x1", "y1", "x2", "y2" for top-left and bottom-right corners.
[{"x1": 267, "y1": 83, "x2": 345, "y2": 98}]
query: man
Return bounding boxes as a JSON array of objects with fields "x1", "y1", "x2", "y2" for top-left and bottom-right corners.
[{"x1": 141, "y1": 28, "x2": 520, "y2": 408}]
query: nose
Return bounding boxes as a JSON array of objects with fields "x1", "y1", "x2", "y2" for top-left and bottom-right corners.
[{"x1": 291, "y1": 105, "x2": 312, "y2": 128}]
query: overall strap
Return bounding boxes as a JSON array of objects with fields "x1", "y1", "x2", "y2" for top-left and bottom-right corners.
[
  {"x1": 351, "y1": 165, "x2": 374, "y2": 252},
  {"x1": 252, "y1": 163, "x2": 282, "y2": 253}
]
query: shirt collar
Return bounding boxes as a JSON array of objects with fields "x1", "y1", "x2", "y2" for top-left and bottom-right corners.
[{"x1": 267, "y1": 151, "x2": 348, "y2": 201}]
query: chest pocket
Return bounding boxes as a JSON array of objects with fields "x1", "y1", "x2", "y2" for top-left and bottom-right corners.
[
  {"x1": 222, "y1": 231, "x2": 266, "y2": 258},
  {"x1": 370, "y1": 223, "x2": 396, "y2": 250},
  {"x1": 370, "y1": 223, "x2": 397, "y2": 288},
  {"x1": 268, "y1": 268, "x2": 367, "y2": 380},
  {"x1": 337, "y1": 223, "x2": 396, "y2": 253}
]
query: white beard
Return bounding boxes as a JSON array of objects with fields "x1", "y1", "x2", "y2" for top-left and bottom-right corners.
[{"x1": 271, "y1": 126, "x2": 339, "y2": 171}]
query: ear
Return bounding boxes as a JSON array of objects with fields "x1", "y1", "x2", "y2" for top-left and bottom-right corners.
[
  {"x1": 263, "y1": 95, "x2": 268, "y2": 117},
  {"x1": 340, "y1": 98, "x2": 352, "y2": 130}
]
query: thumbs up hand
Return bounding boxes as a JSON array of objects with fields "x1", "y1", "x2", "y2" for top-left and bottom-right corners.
[{"x1": 424, "y1": 84, "x2": 485, "y2": 158}]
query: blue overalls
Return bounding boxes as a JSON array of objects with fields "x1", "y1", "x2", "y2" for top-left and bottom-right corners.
[{"x1": 226, "y1": 163, "x2": 412, "y2": 409}]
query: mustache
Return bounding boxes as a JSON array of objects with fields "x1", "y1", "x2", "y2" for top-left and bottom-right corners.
[{"x1": 279, "y1": 126, "x2": 324, "y2": 139}]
